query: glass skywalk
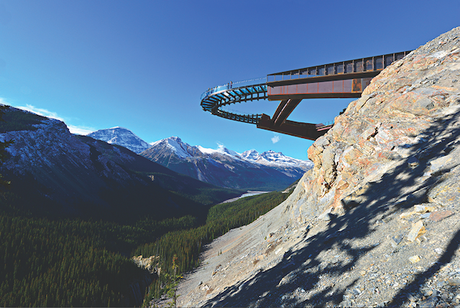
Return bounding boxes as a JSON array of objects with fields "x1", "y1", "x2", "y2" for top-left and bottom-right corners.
[{"x1": 200, "y1": 50, "x2": 413, "y2": 140}]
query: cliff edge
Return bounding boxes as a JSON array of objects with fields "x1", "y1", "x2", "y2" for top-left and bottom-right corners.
[{"x1": 177, "y1": 27, "x2": 460, "y2": 307}]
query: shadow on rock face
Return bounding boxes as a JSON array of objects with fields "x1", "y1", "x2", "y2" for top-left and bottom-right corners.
[{"x1": 199, "y1": 109, "x2": 460, "y2": 308}]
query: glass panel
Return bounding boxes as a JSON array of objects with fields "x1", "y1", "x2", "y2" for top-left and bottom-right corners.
[
  {"x1": 268, "y1": 86, "x2": 281, "y2": 95},
  {"x1": 384, "y1": 55, "x2": 393, "y2": 67},
  {"x1": 292, "y1": 71, "x2": 299, "y2": 79},
  {"x1": 299, "y1": 69, "x2": 308, "y2": 77},
  {"x1": 287, "y1": 85, "x2": 297, "y2": 94},
  {"x1": 308, "y1": 83, "x2": 317, "y2": 93},
  {"x1": 343, "y1": 80, "x2": 352, "y2": 92},
  {"x1": 318, "y1": 81, "x2": 333, "y2": 93},
  {"x1": 354, "y1": 60, "x2": 363, "y2": 72},
  {"x1": 327, "y1": 64, "x2": 334, "y2": 75},
  {"x1": 308, "y1": 67, "x2": 317, "y2": 76},
  {"x1": 365, "y1": 58, "x2": 373, "y2": 71},
  {"x1": 345, "y1": 61, "x2": 353, "y2": 73},
  {"x1": 395, "y1": 52, "x2": 405, "y2": 60},
  {"x1": 283, "y1": 73, "x2": 291, "y2": 80},
  {"x1": 267, "y1": 75, "x2": 275, "y2": 82},
  {"x1": 375, "y1": 57, "x2": 383, "y2": 69},
  {"x1": 297, "y1": 83, "x2": 307, "y2": 93},
  {"x1": 318, "y1": 67, "x2": 325, "y2": 76},
  {"x1": 333, "y1": 80, "x2": 343, "y2": 92},
  {"x1": 336, "y1": 63, "x2": 344, "y2": 74}
]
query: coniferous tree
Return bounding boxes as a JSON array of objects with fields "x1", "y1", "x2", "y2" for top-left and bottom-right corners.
[{"x1": 0, "y1": 105, "x2": 12, "y2": 187}]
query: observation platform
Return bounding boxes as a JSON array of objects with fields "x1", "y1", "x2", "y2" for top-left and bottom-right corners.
[{"x1": 201, "y1": 50, "x2": 412, "y2": 140}]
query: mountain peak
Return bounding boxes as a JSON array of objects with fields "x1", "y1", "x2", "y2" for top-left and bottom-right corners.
[
  {"x1": 241, "y1": 149, "x2": 259, "y2": 160},
  {"x1": 87, "y1": 127, "x2": 150, "y2": 154},
  {"x1": 149, "y1": 136, "x2": 196, "y2": 159},
  {"x1": 216, "y1": 144, "x2": 240, "y2": 157},
  {"x1": 166, "y1": 136, "x2": 182, "y2": 141},
  {"x1": 143, "y1": 136, "x2": 313, "y2": 190},
  {"x1": 260, "y1": 150, "x2": 285, "y2": 159}
]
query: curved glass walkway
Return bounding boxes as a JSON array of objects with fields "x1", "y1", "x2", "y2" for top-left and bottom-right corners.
[
  {"x1": 201, "y1": 80, "x2": 267, "y2": 124},
  {"x1": 200, "y1": 51, "x2": 412, "y2": 140}
]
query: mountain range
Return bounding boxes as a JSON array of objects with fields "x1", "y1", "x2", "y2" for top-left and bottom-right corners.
[
  {"x1": 0, "y1": 106, "x2": 310, "y2": 223},
  {"x1": 142, "y1": 136, "x2": 312, "y2": 190},
  {"x1": 0, "y1": 106, "x2": 240, "y2": 223},
  {"x1": 88, "y1": 128, "x2": 313, "y2": 191}
]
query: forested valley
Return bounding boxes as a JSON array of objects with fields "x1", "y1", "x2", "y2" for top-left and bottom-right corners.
[
  {"x1": 0, "y1": 189, "x2": 292, "y2": 307},
  {"x1": 0, "y1": 105, "x2": 295, "y2": 306}
]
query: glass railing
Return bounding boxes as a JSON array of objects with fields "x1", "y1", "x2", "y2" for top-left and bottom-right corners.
[
  {"x1": 200, "y1": 77, "x2": 266, "y2": 101},
  {"x1": 266, "y1": 51, "x2": 412, "y2": 83}
]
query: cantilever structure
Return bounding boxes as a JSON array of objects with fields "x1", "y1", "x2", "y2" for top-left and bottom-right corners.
[{"x1": 201, "y1": 51, "x2": 412, "y2": 140}]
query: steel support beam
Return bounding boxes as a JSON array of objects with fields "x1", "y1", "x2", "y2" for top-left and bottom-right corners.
[
  {"x1": 257, "y1": 114, "x2": 328, "y2": 141},
  {"x1": 201, "y1": 50, "x2": 413, "y2": 141},
  {"x1": 272, "y1": 99, "x2": 289, "y2": 125},
  {"x1": 273, "y1": 98, "x2": 302, "y2": 126}
]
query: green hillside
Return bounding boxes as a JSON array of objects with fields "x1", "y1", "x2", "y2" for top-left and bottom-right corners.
[
  {"x1": 0, "y1": 189, "x2": 292, "y2": 307},
  {"x1": 134, "y1": 190, "x2": 292, "y2": 305}
]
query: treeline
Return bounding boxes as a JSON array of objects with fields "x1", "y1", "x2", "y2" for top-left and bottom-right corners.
[
  {"x1": 0, "y1": 107, "x2": 46, "y2": 133},
  {"x1": 0, "y1": 215, "x2": 197, "y2": 307},
  {"x1": 135, "y1": 191, "x2": 290, "y2": 304},
  {"x1": 0, "y1": 190, "x2": 291, "y2": 307}
]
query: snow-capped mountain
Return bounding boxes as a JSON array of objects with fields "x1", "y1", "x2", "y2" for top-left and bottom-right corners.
[
  {"x1": 87, "y1": 127, "x2": 150, "y2": 154},
  {"x1": 0, "y1": 107, "x2": 239, "y2": 221},
  {"x1": 141, "y1": 137, "x2": 313, "y2": 191},
  {"x1": 241, "y1": 149, "x2": 313, "y2": 169}
]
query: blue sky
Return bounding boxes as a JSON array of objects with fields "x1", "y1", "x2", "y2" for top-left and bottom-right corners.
[{"x1": 0, "y1": 0, "x2": 459, "y2": 160}]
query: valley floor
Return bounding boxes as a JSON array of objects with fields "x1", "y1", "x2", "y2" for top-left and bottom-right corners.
[{"x1": 218, "y1": 191, "x2": 271, "y2": 204}]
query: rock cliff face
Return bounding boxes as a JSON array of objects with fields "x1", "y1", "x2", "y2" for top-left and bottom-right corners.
[
  {"x1": 302, "y1": 26, "x2": 460, "y2": 220},
  {"x1": 177, "y1": 27, "x2": 460, "y2": 307}
]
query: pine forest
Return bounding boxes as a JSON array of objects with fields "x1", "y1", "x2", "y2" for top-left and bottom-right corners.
[{"x1": 0, "y1": 190, "x2": 291, "y2": 307}]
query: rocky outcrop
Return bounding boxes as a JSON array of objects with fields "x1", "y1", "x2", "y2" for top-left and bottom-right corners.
[
  {"x1": 132, "y1": 255, "x2": 161, "y2": 276},
  {"x1": 177, "y1": 27, "x2": 460, "y2": 307},
  {"x1": 303, "y1": 27, "x2": 460, "y2": 219}
]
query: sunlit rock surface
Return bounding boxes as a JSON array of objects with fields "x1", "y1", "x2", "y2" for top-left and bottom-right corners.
[{"x1": 176, "y1": 27, "x2": 460, "y2": 308}]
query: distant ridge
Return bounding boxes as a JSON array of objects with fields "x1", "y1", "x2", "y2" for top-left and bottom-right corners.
[
  {"x1": 141, "y1": 136, "x2": 313, "y2": 191},
  {"x1": 0, "y1": 107, "x2": 240, "y2": 222}
]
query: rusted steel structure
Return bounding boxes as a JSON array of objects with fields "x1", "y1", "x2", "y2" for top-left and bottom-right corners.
[{"x1": 201, "y1": 51, "x2": 412, "y2": 140}]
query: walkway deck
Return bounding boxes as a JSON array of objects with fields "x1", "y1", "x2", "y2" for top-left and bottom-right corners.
[{"x1": 201, "y1": 51, "x2": 412, "y2": 140}]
